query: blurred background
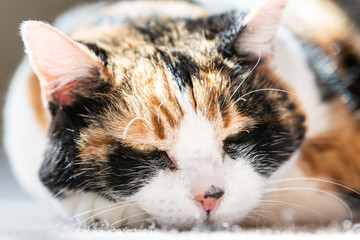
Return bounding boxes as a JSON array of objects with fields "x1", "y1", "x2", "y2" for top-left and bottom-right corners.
[{"x1": 0, "y1": 0, "x2": 359, "y2": 193}]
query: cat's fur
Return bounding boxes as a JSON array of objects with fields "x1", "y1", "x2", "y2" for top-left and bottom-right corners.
[{"x1": 3, "y1": 0, "x2": 360, "y2": 229}]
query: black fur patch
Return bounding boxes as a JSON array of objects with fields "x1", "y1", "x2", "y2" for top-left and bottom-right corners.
[
  {"x1": 40, "y1": 100, "x2": 95, "y2": 197},
  {"x1": 223, "y1": 73, "x2": 306, "y2": 176},
  {"x1": 41, "y1": 93, "x2": 173, "y2": 198},
  {"x1": 81, "y1": 42, "x2": 109, "y2": 67},
  {"x1": 302, "y1": 42, "x2": 345, "y2": 102},
  {"x1": 186, "y1": 11, "x2": 246, "y2": 58},
  {"x1": 303, "y1": 41, "x2": 360, "y2": 112},
  {"x1": 158, "y1": 49, "x2": 199, "y2": 92},
  {"x1": 136, "y1": 21, "x2": 175, "y2": 45},
  {"x1": 105, "y1": 146, "x2": 171, "y2": 197},
  {"x1": 224, "y1": 123, "x2": 300, "y2": 177},
  {"x1": 337, "y1": 43, "x2": 360, "y2": 112}
]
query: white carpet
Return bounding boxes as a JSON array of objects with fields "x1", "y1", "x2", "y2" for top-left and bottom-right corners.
[{"x1": 1, "y1": 155, "x2": 360, "y2": 240}]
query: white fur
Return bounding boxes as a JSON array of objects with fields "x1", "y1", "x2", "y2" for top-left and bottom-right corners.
[
  {"x1": 129, "y1": 104, "x2": 264, "y2": 228},
  {"x1": 195, "y1": 0, "x2": 263, "y2": 14},
  {"x1": 3, "y1": 59, "x2": 50, "y2": 201},
  {"x1": 273, "y1": 27, "x2": 330, "y2": 137},
  {"x1": 133, "y1": 162, "x2": 264, "y2": 228}
]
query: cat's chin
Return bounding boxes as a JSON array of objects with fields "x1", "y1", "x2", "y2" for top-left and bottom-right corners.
[{"x1": 54, "y1": 191, "x2": 253, "y2": 230}]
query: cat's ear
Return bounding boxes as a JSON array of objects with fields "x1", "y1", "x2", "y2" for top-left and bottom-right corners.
[
  {"x1": 234, "y1": 0, "x2": 287, "y2": 61},
  {"x1": 21, "y1": 21, "x2": 108, "y2": 107}
]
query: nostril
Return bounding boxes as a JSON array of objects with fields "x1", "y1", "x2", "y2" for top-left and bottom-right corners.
[
  {"x1": 193, "y1": 186, "x2": 225, "y2": 212},
  {"x1": 204, "y1": 186, "x2": 225, "y2": 199}
]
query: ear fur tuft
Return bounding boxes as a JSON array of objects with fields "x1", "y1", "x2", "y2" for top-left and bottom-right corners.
[
  {"x1": 21, "y1": 21, "x2": 105, "y2": 107},
  {"x1": 234, "y1": 0, "x2": 288, "y2": 59}
]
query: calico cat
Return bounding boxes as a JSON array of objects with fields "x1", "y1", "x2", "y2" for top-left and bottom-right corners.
[{"x1": 3, "y1": 0, "x2": 360, "y2": 230}]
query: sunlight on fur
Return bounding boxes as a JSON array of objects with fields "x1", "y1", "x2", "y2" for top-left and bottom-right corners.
[{"x1": 3, "y1": 0, "x2": 360, "y2": 232}]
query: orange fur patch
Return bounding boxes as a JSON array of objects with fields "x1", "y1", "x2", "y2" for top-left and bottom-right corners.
[
  {"x1": 298, "y1": 98, "x2": 360, "y2": 192},
  {"x1": 28, "y1": 72, "x2": 49, "y2": 130}
]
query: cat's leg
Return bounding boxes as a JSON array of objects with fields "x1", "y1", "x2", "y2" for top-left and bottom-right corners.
[{"x1": 54, "y1": 192, "x2": 148, "y2": 229}]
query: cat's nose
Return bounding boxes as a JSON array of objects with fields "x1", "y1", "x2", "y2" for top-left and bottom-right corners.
[{"x1": 193, "y1": 186, "x2": 224, "y2": 212}]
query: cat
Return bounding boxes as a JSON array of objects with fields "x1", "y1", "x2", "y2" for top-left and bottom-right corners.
[{"x1": 3, "y1": 0, "x2": 360, "y2": 230}]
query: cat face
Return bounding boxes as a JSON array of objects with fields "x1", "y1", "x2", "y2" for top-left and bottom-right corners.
[{"x1": 22, "y1": 0, "x2": 305, "y2": 229}]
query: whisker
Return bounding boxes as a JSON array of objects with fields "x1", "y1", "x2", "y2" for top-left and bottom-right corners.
[
  {"x1": 60, "y1": 199, "x2": 140, "y2": 225},
  {"x1": 242, "y1": 214, "x2": 260, "y2": 225},
  {"x1": 264, "y1": 177, "x2": 360, "y2": 196},
  {"x1": 259, "y1": 199, "x2": 330, "y2": 221},
  {"x1": 71, "y1": 202, "x2": 140, "y2": 227},
  {"x1": 157, "y1": 102, "x2": 163, "y2": 124},
  {"x1": 251, "y1": 209, "x2": 276, "y2": 215},
  {"x1": 263, "y1": 188, "x2": 337, "y2": 209},
  {"x1": 109, "y1": 212, "x2": 149, "y2": 227},
  {"x1": 126, "y1": 217, "x2": 157, "y2": 228},
  {"x1": 262, "y1": 187, "x2": 350, "y2": 220},
  {"x1": 227, "y1": 51, "x2": 262, "y2": 102},
  {"x1": 224, "y1": 87, "x2": 297, "y2": 114},
  {"x1": 240, "y1": 88, "x2": 297, "y2": 101},
  {"x1": 248, "y1": 211, "x2": 273, "y2": 224},
  {"x1": 53, "y1": 187, "x2": 67, "y2": 198},
  {"x1": 262, "y1": 186, "x2": 353, "y2": 221},
  {"x1": 122, "y1": 117, "x2": 150, "y2": 138}
]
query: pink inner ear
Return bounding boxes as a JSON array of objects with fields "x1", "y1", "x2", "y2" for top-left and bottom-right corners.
[
  {"x1": 234, "y1": 0, "x2": 288, "y2": 58},
  {"x1": 21, "y1": 21, "x2": 100, "y2": 106}
]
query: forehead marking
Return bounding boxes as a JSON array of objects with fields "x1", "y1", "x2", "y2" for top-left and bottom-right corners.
[{"x1": 158, "y1": 49, "x2": 199, "y2": 93}]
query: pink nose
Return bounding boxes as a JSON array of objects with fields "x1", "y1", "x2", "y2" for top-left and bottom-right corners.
[{"x1": 193, "y1": 186, "x2": 224, "y2": 212}]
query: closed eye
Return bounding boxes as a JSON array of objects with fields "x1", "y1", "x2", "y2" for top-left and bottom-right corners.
[
  {"x1": 131, "y1": 144, "x2": 158, "y2": 154},
  {"x1": 130, "y1": 145, "x2": 176, "y2": 170},
  {"x1": 224, "y1": 131, "x2": 249, "y2": 143}
]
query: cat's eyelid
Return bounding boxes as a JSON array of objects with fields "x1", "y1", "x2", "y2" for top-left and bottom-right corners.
[
  {"x1": 224, "y1": 130, "x2": 249, "y2": 141},
  {"x1": 131, "y1": 144, "x2": 158, "y2": 153}
]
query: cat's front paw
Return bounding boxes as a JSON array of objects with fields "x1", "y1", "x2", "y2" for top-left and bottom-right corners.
[{"x1": 57, "y1": 192, "x2": 149, "y2": 229}]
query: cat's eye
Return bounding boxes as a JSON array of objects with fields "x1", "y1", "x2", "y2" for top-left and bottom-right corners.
[{"x1": 224, "y1": 131, "x2": 249, "y2": 142}]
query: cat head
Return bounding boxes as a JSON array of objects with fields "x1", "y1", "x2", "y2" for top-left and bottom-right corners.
[{"x1": 22, "y1": 0, "x2": 305, "y2": 229}]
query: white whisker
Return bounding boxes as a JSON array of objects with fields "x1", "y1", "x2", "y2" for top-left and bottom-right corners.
[
  {"x1": 157, "y1": 102, "x2": 163, "y2": 124},
  {"x1": 228, "y1": 51, "x2": 262, "y2": 102},
  {"x1": 123, "y1": 117, "x2": 150, "y2": 138},
  {"x1": 126, "y1": 217, "x2": 157, "y2": 228},
  {"x1": 110, "y1": 212, "x2": 149, "y2": 227},
  {"x1": 248, "y1": 211, "x2": 272, "y2": 224},
  {"x1": 243, "y1": 214, "x2": 260, "y2": 225},
  {"x1": 259, "y1": 199, "x2": 330, "y2": 221},
  {"x1": 264, "y1": 177, "x2": 360, "y2": 196},
  {"x1": 240, "y1": 88, "x2": 296, "y2": 100},
  {"x1": 262, "y1": 186, "x2": 353, "y2": 221},
  {"x1": 74, "y1": 202, "x2": 140, "y2": 227},
  {"x1": 59, "y1": 199, "x2": 139, "y2": 225}
]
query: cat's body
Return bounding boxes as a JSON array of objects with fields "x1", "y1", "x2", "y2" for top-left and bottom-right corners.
[{"x1": 3, "y1": 0, "x2": 360, "y2": 229}]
